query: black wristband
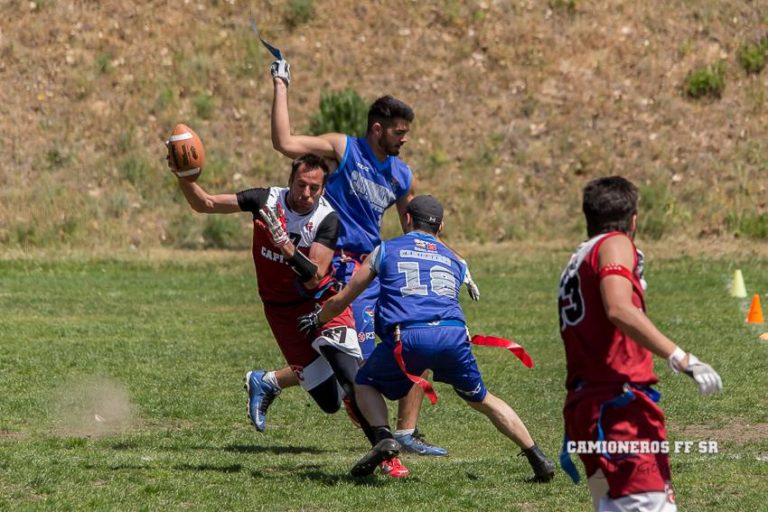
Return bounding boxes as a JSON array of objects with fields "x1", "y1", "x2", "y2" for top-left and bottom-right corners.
[{"x1": 287, "y1": 250, "x2": 318, "y2": 282}]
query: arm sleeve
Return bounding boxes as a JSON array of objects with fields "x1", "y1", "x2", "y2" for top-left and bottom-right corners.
[
  {"x1": 236, "y1": 188, "x2": 271, "y2": 217},
  {"x1": 314, "y1": 212, "x2": 339, "y2": 249},
  {"x1": 367, "y1": 243, "x2": 384, "y2": 275}
]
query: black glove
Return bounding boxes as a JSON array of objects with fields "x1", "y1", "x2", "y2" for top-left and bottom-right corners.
[{"x1": 298, "y1": 304, "x2": 323, "y2": 335}]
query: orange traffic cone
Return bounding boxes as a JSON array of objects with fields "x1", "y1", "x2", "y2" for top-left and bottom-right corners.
[{"x1": 747, "y1": 294, "x2": 764, "y2": 324}]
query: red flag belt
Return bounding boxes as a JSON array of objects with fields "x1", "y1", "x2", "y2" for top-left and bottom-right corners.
[
  {"x1": 392, "y1": 326, "x2": 438, "y2": 405},
  {"x1": 470, "y1": 335, "x2": 534, "y2": 368},
  {"x1": 392, "y1": 331, "x2": 534, "y2": 406}
]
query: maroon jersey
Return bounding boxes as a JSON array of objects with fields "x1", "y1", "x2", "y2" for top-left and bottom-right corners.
[
  {"x1": 558, "y1": 232, "x2": 656, "y2": 392},
  {"x1": 237, "y1": 187, "x2": 339, "y2": 305}
]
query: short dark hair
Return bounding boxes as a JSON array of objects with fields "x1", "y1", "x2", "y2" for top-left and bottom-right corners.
[
  {"x1": 366, "y1": 95, "x2": 414, "y2": 133},
  {"x1": 289, "y1": 153, "x2": 331, "y2": 186},
  {"x1": 411, "y1": 217, "x2": 441, "y2": 234},
  {"x1": 582, "y1": 176, "x2": 638, "y2": 237}
]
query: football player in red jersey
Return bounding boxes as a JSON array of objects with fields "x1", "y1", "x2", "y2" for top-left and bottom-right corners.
[
  {"x1": 558, "y1": 176, "x2": 722, "y2": 511},
  {"x1": 169, "y1": 152, "x2": 383, "y2": 460}
]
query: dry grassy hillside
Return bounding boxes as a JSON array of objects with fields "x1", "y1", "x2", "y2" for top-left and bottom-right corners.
[{"x1": 1, "y1": 0, "x2": 766, "y2": 250}]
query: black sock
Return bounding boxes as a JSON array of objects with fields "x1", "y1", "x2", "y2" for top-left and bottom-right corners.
[{"x1": 372, "y1": 426, "x2": 394, "y2": 444}]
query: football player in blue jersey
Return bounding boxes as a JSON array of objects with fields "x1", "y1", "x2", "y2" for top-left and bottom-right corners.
[
  {"x1": 297, "y1": 195, "x2": 556, "y2": 481},
  {"x1": 243, "y1": 52, "x2": 481, "y2": 469}
]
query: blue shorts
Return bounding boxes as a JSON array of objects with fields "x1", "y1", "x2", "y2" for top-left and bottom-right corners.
[
  {"x1": 333, "y1": 255, "x2": 379, "y2": 359},
  {"x1": 355, "y1": 326, "x2": 488, "y2": 402}
]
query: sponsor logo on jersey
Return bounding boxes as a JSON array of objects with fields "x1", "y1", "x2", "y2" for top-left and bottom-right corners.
[
  {"x1": 357, "y1": 331, "x2": 376, "y2": 342},
  {"x1": 413, "y1": 239, "x2": 438, "y2": 252},
  {"x1": 364, "y1": 306, "x2": 375, "y2": 318}
]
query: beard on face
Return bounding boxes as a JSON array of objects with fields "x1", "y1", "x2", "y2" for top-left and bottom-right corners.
[{"x1": 378, "y1": 133, "x2": 401, "y2": 156}]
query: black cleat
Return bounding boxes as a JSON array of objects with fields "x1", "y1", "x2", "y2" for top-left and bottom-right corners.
[
  {"x1": 521, "y1": 444, "x2": 556, "y2": 483},
  {"x1": 351, "y1": 439, "x2": 400, "y2": 477}
]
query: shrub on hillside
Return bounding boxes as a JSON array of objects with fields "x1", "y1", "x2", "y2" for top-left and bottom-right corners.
[
  {"x1": 727, "y1": 212, "x2": 768, "y2": 240},
  {"x1": 309, "y1": 88, "x2": 368, "y2": 137},
  {"x1": 684, "y1": 62, "x2": 726, "y2": 100},
  {"x1": 193, "y1": 92, "x2": 215, "y2": 120},
  {"x1": 736, "y1": 38, "x2": 768, "y2": 74},
  {"x1": 285, "y1": 0, "x2": 314, "y2": 29}
]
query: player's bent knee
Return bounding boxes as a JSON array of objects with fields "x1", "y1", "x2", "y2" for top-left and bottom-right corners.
[
  {"x1": 307, "y1": 377, "x2": 342, "y2": 414},
  {"x1": 311, "y1": 391, "x2": 341, "y2": 414}
]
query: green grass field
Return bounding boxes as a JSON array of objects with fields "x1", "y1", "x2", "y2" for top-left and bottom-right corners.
[{"x1": 1, "y1": 249, "x2": 766, "y2": 511}]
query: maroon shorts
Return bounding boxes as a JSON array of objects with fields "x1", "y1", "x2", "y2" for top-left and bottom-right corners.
[
  {"x1": 263, "y1": 301, "x2": 354, "y2": 379},
  {"x1": 564, "y1": 387, "x2": 672, "y2": 499}
]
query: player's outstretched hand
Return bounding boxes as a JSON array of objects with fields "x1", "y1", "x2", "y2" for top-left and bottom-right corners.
[
  {"x1": 684, "y1": 354, "x2": 723, "y2": 396},
  {"x1": 298, "y1": 304, "x2": 323, "y2": 335},
  {"x1": 259, "y1": 204, "x2": 290, "y2": 247},
  {"x1": 461, "y1": 260, "x2": 480, "y2": 301},
  {"x1": 271, "y1": 59, "x2": 291, "y2": 86}
]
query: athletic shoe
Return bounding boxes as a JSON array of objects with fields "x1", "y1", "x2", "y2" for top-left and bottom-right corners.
[
  {"x1": 351, "y1": 439, "x2": 400, "y2": 477},
  {"x1": 379, "y1": 457, "x2": 410, "y2": 478},
  {"x1": 521, "y1": 444, "x2": 556, "y2": 483},
  {"x1": 395, "y1": 432, "x2": 448, "y2": 457},
  {"x1": 244, "y1": 370, "x2": 280, "y2": 433},
  {"x1": 341, "y1": 396, "x2": 361, "y2": 428}
]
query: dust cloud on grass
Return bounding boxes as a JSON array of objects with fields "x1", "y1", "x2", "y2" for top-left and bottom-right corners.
[{"x1": 51, "y1": 376, "x2": 141, "y2": 437}]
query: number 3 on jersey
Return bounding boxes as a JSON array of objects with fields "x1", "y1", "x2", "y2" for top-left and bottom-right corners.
[
  {"x1": 558, "y1": 271, "x2": 585, "y2": 329},
  {"x1": 398, "y1": 261, "x2": 457, "y2": 298}
]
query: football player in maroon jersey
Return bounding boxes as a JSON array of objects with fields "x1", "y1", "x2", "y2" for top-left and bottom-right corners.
[
  {"x1": 169, "y1": 152, "x2": 382, "y2": 460},
  {"x1": 558, "y1": 176, "x2": 722, "y2": 511}
]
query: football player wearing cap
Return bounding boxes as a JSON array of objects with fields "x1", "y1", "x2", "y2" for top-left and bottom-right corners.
[
  {"x1": 298, "y1": 195, "x2": 556, "y2": 481},
  {"x1": 558, "y1": 176, "x2": 722, "y2": 511}
]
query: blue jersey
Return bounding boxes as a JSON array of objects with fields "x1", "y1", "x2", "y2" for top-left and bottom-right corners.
[
  {"x1": 368, "y1": 232, "x2": 467, "y2": 336},
  {"x1": 324, "y1": 136, "x2": 413, "y2": 254}
]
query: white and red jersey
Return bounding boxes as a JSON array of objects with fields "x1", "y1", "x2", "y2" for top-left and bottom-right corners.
[
  {"x1": 236, "y1": 186, "x2": 339, "y2": 305},
  {"x1": 558, "y1": 232, "x2": 656, "y2": 392}
]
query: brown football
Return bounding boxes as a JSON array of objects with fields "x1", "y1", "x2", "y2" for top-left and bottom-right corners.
[{"x1": 168, "y1": 123, "x2": 205, "y2": 181}]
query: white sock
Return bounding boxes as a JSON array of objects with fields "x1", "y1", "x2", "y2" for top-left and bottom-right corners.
[
  {"x1": 394, "y1": 428, "x2": 415, "y2": 438},
  {"x1": 262, "y1": 371, "x2": 280, "y2": 390}
]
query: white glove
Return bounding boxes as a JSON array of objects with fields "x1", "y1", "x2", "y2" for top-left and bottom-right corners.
[
  {"x1": 461, "y1": 259, "x2": 480, "y2": 301},
  {"x1": 668, "y1": 348, "x2": 722, "y2": 396},
  {"x1": 259, "y1": 204, "x2": 290, "y2": 247},
  {"x1": 685, "y1": 354, "x2": 723, "y2": 396},
  {"x1": 270, "y1": 59, "x2": 291, "y2": 86}
]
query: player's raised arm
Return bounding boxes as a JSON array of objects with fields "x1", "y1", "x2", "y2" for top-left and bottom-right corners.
[
  {"x1": 166, "y1": 147, "x2": 240, "y2": 214},
  {"x1": 177, "y1": 180, "x2": 240, "y2": 214},
  {"x1": 270, "y1": 63, "x2": 346, "y2": 161}
]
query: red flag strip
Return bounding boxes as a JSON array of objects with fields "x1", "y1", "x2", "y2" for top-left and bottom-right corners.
[
  {"x1": 392, "y1": 327, "x2": 439, "y2": 405},
  {"x1": 470, "y1": 335, "x2": 534, "y2": 368}
]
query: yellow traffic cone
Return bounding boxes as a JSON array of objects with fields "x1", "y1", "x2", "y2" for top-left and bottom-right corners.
[{"x1": 730, "y1": 270, "x2": 747, "y2": 298}]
